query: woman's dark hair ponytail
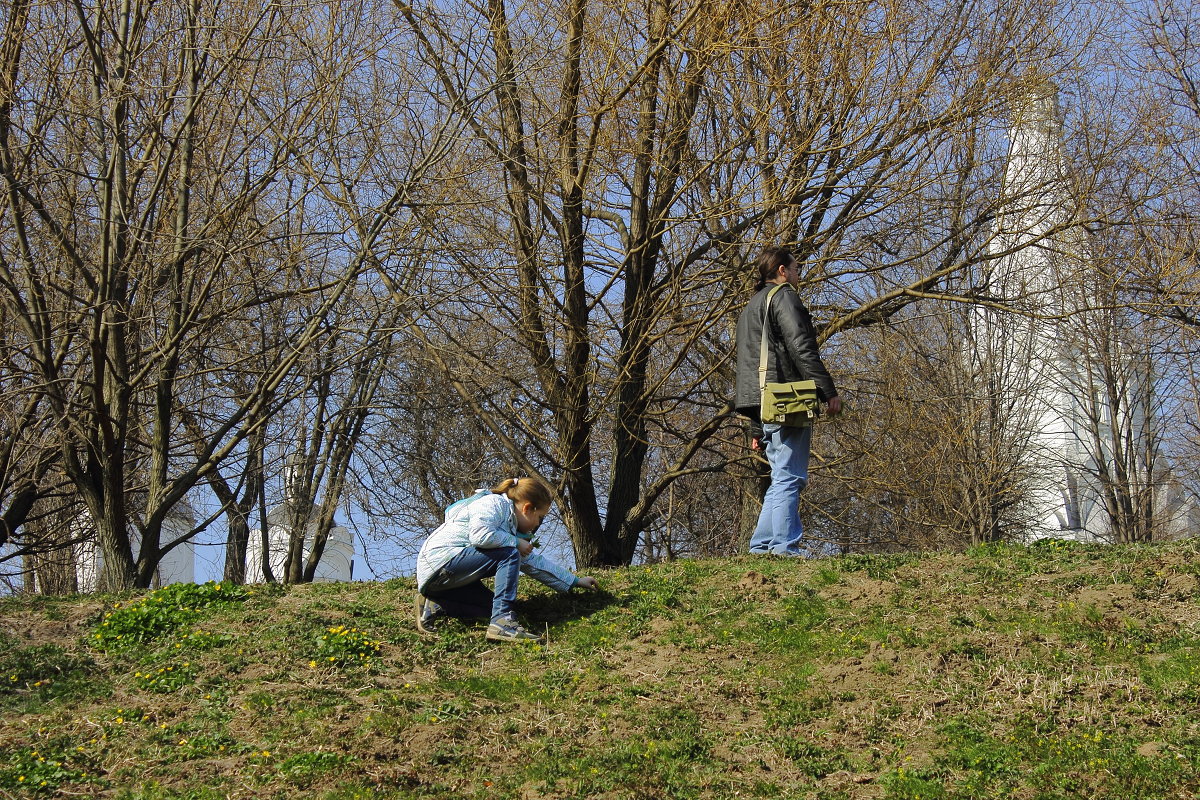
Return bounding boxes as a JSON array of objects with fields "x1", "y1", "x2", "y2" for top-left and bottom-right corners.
[{"x1": 754, "y1": 247, "x2": 794, "y2": 291}]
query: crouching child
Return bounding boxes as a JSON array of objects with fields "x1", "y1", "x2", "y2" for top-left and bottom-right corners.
[{"x1": 415, "y1": 476, "x2": 599, "y2": 643}]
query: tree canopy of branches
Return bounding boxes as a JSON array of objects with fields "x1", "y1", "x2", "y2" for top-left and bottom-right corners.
[
  {"x1": 4, "y1": 0, "x2": 1196, "y2": 588},
  {"x1": 389, "y1": 0, "x2": 1091, "y2": 566},
  {"x1": 0, "y1": 0, "x2": 451, "y2": 589}
]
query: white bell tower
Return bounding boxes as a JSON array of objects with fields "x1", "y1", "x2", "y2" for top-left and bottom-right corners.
[{"x1": 974, "y1": 81, "x2": 1197, "y2": 542}]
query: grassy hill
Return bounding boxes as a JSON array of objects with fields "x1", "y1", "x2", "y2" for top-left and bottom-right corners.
[{"x1": 2, "y1": 540, "x2": 1199, "y2": 799}]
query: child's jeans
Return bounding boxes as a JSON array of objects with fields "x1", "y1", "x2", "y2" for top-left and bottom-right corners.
[{"x1": 421, "y1": 545, "x2": 520, "y2": 622}]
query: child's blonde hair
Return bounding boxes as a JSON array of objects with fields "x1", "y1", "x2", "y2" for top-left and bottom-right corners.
[{"x1": 491, "y1": 476, "x2": 552, "y2": 510}]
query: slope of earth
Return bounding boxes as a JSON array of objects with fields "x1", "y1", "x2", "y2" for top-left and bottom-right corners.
[{"x1": 2, "y1": 539, "x2": 1199, "y2": 799}]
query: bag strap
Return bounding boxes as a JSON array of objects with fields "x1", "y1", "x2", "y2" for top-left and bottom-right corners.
[{"x1": 758, "y1": 284, "x2": 787, "y2": 394}]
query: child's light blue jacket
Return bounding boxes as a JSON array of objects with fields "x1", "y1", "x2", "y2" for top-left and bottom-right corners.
[{"x1": 415, "y1": 491, "x2": 578, "y2": 594}]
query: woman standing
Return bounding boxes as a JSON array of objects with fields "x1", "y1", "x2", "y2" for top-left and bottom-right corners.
[{"x1": 734, "y1": 247, "x2": 842, "y2": 556}]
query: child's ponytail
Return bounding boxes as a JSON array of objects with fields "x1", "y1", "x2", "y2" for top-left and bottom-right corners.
[{"x1": 491, "y1": 476, "x2": 553, "y2": 510}]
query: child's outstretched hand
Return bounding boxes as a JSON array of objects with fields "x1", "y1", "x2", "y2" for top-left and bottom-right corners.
[{"x1": 575, "y1": 576, "x2": 599, "y2": 590}]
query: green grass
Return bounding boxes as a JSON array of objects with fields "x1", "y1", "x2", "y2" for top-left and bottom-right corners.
[{"x1": 1, "y1": 540, "x2": 1199, "y2": 797}]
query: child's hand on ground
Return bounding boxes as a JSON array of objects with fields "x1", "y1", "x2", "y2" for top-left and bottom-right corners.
[{"x1": 575, "y1": 576, "x2": 599, "y2": 590}]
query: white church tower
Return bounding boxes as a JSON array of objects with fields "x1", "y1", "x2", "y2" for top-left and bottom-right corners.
[{"x1": 975, "y1": 81, "x2": 1198, "y2": 542}]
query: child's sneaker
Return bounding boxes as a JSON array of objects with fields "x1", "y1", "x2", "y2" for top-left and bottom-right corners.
[
  {"x1": 485, "y1": 616, "x2": 544, "y2": 643},
  {"x1": 415, "y1": 592, "x2": 445, "y2": 635}
]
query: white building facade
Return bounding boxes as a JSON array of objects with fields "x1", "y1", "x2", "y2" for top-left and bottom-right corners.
[
  {"x1": 244, "y1": 500, "x2": 354, "y2": 584},
  {"x1": 74, "y1": 500, "x2": 197, "y2": 592}
]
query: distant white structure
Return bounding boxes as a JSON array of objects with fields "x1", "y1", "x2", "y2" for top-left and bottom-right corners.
[
  {"x1": 56, "y1": 461, "x2": 355, "y2": 591},
  {"x1": 244, "y1": 504, "x2": 354, "y2": 583},
  {"x1": 244, "y1": 453, "x2": 354, "y2": 583},
  {"x1": 974, "y1": 82, "x2": 1200, "y2": 542},
  {"x1": 75, "y1": 499, "x2": 197, "y2": 592}
]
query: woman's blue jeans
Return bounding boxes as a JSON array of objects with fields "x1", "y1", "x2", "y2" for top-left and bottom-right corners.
[
  {"x1": 750, "y1": 423, "x2": 811, "y2": 555},
  {"x1": 421, "y1": 545, "x2": 520, "y2": 623}
]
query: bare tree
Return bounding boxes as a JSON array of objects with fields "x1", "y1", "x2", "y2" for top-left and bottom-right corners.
[{"x1": 0, "y1": 0, "x2": 451, "y2": 589}]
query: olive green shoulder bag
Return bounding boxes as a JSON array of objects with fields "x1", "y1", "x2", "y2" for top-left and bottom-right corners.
[{"x1": 759, "y1": 284, "x2": 819, "y2": 427}]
